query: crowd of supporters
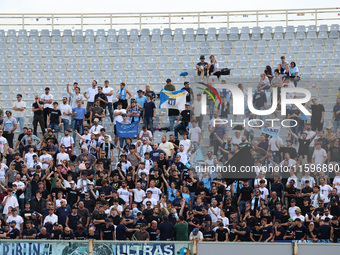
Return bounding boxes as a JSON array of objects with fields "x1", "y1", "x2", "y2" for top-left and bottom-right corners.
[{"x1": 0, "y1": 55, "x2": 339, "y2": 243}]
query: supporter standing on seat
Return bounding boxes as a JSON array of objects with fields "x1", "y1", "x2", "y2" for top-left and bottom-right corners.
[
  {"x1": 136, "y1": 90, "x2": 147, "y2": 122},
  {"x1": 12, "y1": 94, "x2": 26, "y2": 134},
  {"x1": 94, "y1": 86, "x2": 108, "y2": 110},
  {"x1": 40, "y1": 87, "x2": 54, "y2": 130},
  {"x1": 72, "y1": 101, "x2": 86, "y2": 142},
  {"x1": 47, "y1": 102, "x2": 61, "y2": 139},
  {"x1": 116, "y1": 82, "x2": 132, "y2": 109},
  {"x1": 89, "y1": 100, "x2": 105, "y2": 126},
  {"x1": 59, "y1": 97, "x2": 73, "y2": 132},
  {"x1": 32, "y1": 96, "x2": 45, "y2": 136},
  {"x1": 174, "y1": 103, "x2": 192, "y2": 139},
  {"x1": 1, "y1": 111, "x2": 17, "y2": 149},
  {"x1": 143, "y1": 94, "x2": 156, "y2": 133},
  {"x1": 84, "y1": 80, "x2": 98, "y2": 113},
  {"x1": 102, "y1": 80, "x2": 114, "y2": 123}
]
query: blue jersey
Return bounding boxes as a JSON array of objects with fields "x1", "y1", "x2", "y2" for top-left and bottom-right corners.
[{"x1": 72, "y1": 107, "x2": 86, "y2": 120}]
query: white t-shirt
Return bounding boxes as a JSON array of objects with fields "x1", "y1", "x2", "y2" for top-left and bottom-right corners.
[
  {"x1": 60, "y1": 104, "x2": 73, "y2": 121},
  {"x1": 268, "y1": 137, "x2": 283, "y2": 152},
  {"x1": 70, "y1": 93, "x2": 85, "y2": 108},
  {"x1": 189, "y1": 231, "x2": 203, "y2": 241},
  {"x1": 146, "y1": 187, "x2": 162, "y2": 201},
  {"x1": 139, "y1": 130, "x2": 153, "y2": 141},
  {"x1": 320, "y1": 184, "x2": 333, "y2": 203},
  {"x1": 85, "y1": 87, "x2": 98, "y2": 103},
  {"x1": 142, "y1": 197, "x2": 158, "y2": 209},
  {"x1": 6, "y1": 215, "x2": 24, "y2": 230},
  {"x1": 3, "y1": 196, "x2": 19, "y2": 214},
  {"x1": 25, "y1": 152, "x2": 37, "y2": 168},
  {"x1": 81, "y1": 134, "x2": 91, "y2": 149},
  {"x1": 259, "y1": 187, "x2": 269, "y2": 200},
  {"x1": 39, "y1": 154, "x2": 52, "y2": 169},
  {"x1": 61, "y1": 136, "x2": 74, "y2": 147},
  {"x1": 89, "y1": 124, "x2": 103, "y2": 134},
  {"x1": 333, "y1": 176, "x2": 340, "y2": 193},
  {"x1": 117, "y1": 188, "x2": 131, "y2": 205},
  {"x1": 0, "y1": 163, "x2": 8, "y2": 178},
  {"x1": 56, "y1": 152, "x2": 70, "y2": 164},
  {"x1": 132, "y1": 189, "x2": 146, "y2": 203},
  {"x1": 41, "y1": 93, "x2": 54, "y2": 109},
  {"x1": 103, "y1": 87, "x2": 114, "y2": 103},
  {"x1": 288, "y1": 206, "x2": 298, "y2": 218},
  {"x1": 208, "y1": 206, "x2": 221, "y2": 223},
  {"x1": 12, "y1": 181, "x2": 25, "y2": 199},
  {"x1": 0, "y1": 137, "x2": 8, "y2": 154},
  {"x1": 312, "y1": 148, "x2": 327, "y2": 165},
  {"x1": 179, "y1": 139, "x2": 191, "y2": 153},
  {"x1": 13, "y1": 101, "x2": 26, "y2": 117},
  {"x1": 98, "y1": 134, "x2": 112, "y2": 145},
  {"x1": 178, "y1": 151, "x2": 188, "y2": 164},
  {"x1": 114, "y1": 109, "x2": 126, "y2": 124},
  {"x1": 189, "y1": 126, "x2": 201, "y2": 142}
]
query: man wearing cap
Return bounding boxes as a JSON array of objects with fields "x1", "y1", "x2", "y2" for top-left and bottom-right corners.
[
  {"x1": 6, "y1": 207, "x2": 23, "y2": 232},
  {"x1": 292, "y1": 218, "x2": 307, "y2": 241},
  {"x1": 196, "y1": 55, "x2": 208, "y2": 81},
  {"x1": 293, "y1": 207, "x2": 305, "y2": 222},
  {"x1": 40, "y1": 87, "x2": 54, "y2": 129},
  {"x1": 72, "y1": 100, "x2": 86, "y2": 142},
  {"x1": 66, "y1": 205, "x2": 82, "y2": 232},
  {"x1": 1, "y1": 110, "x2": 17, "y2": 148},
  {"x1": 12, "y1": 93, "x2": 26, "y2": 134},
  {"x1": 189, "y1": 227, "x2": 203, "y2": 241},
  {"x1": 174, "y1": 103, "x2": 192, "y2": 139},
  {"x1": 5, "y1": 221, "x2": 20, "y2": 239},
  {"x1": 100, "y1": 218, "x2": 115, "y2": 240},
  {"x1": 202, "y1": 223, "x2": 215, "y2": 241},
  {"x1": 60, "y1": 96, "x2": 73, "y2": 131},
  {"x1": 89, "y1": 117, "x2": 104, "y2": 134},
  {"x1": 84, "y1": 80, "x2": 98, "y2": 113},
  {"x1": 164, "y1": 79, "x2": 175, "y2": 91}
]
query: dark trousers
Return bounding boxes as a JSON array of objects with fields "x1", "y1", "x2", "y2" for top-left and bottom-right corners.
[
  {"x1": 43, "y1": 108, "x2": 50, "y2": 129},
  {"x1": 86, "y1": 102, "x2": 94, "y2": 114},
  {"x1": 196, "y1": 115, "x2": 203, "y2": 129},
  {"x1": 144, "y1": 117, "x2": 154, "y2": 133},
  {"x1": 312, "y1": 120, "x2": 324, "y2": 131},
  {"x1": 3, "y1": 131, "x2": 14, "y2": 148},
  {"x1": 33, "y1": 114, "x2": 46, "y2": 136},
  {"x1": 119, "y1": 99, "x2": 128, "y2": 109}
]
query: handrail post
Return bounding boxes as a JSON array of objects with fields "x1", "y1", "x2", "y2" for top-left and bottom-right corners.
[
  {"x1": 52, "y1": 14, "x2": 54, "y2": 30},
  {"x1": 256, "y1": 11, "x2": 259, "y2": 27},
  {"x1": 22, "y1": 14, "x2": 24, "y2": 30},
  {"x1": 110, "y1": 14, "x2": 112, "y2": 29},
  {"x1": 198, "y1": 12, "x2": 200, "y2": 28},
  {"x1": 88, "y1": 239, "x2": 93, "y2": 255},
  {"x1": 286, "y1": 11, "x2": 288, "y2": 27},
  {"x1": 139, "y1": 13, "x2": 142, "y2": 31},
  {"x1": 227, "y1": 12, "x2": 229, "y2": 30},
  {"x1": 315, "y1": 10, "x2": 318, "y2": 27},
  {"x1": 81, "y1": 14, "x2": 83, "y2": 31},
  {"x1": 169, "y1": 13, "x2": 171, "y2": 29}
]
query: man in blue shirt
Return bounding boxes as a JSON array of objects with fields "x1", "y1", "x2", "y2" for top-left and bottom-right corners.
[
  {"x1": 150, "y1": 143, "x2": 165, "y2": 162},
  {"x1": 72, "y1": 100, "x2": 86, "y2": 141},
  {"x1": 116, "y1": 217, "x2": 138, "y2": 240},
  {"x1": 56, "y1": 200, "x2": 71, "y2": 227},
  {"x1": 136, "y1": 90, "x2": 147, "y2": 120}
]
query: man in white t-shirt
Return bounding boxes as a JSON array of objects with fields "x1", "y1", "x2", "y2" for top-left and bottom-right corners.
[
  {"x1": 12, "y1": 94, "x2": 26, "y2": 133},
  {"x1": 117, "y1": 181, "x2": 132, "y2": 205},
  {"x1": 40, "y1": 87, "x2": 54, "y2": 129},
  {"x1": 84, "y1": 80, "x2": 98, "y2": 113},
  {"x1": 142, "y1": 190, "x2": 158, "y2": 209},
  {"x1": 138, "y1": 126, "x2": 153, "y2": 142},
  {"x1": 12, "y1": 173, "x2": 26, "y2": 210},
  {"x1": 113, "y1": 102, "x2": 126, "y2": 146},
  {"x1": 189, "y1": 119, "x2": 201, "y2": 151},
  {"x1": 2, "y1": 188, "x2": 19, "y2": 215},
  {"x1": 179, "y1": 132, "x2": 191, "y2": 153},
  {"x1": 102, "y1": 80, "x2": 114, "y2": 123},
  {"x1": 320, "y1": 177, "x2": 333, "y2": 205},
  {"x1": 56, "y1": 146, "x2": 70, "y2": 164},
  {"x1": 40, "y1": 147, "x2": 53, "y2": 170},
  {"x1": 60, "y1": 129, "x2": 74, "y2": 155},
  {"x1": 146, "y1": 180, "x2": 162, "y2": 202},
  {"x1": 158, "y1": 136, "x2": 174, "y2": 158},
  {"x1": 312, "y1": 142, "x2": 327, "y2": 166},
  {"x1": 268, "y1": 136, "x2": 283, "y2": 163},
  {"x1": 6, "y1": 208, "x2": 23, "y2": 231},
  {"x1": 60, "y1": 97, "x2": 73, "y2": 131},
  {"x1": 177, "y1": 145, "x2": 188, "y2": 164},
  {"x1": 24, "y1": 146, "x2": 37, "y2": 169}
]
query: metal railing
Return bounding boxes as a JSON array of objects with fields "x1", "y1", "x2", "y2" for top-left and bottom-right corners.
[{"x1": 0, "y1": 7, "x2": 339, "y2": 32}]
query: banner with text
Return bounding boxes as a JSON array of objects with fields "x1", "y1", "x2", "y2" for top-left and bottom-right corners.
[{"x1": 116, "y1": 121, "x2": 139, "y2": 138}]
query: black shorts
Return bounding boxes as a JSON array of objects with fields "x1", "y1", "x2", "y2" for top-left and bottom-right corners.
[{"x1": 114, "y1": 124, "x2": 117, "y2": 135}]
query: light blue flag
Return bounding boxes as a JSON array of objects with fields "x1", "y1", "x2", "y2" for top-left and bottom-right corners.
[{"x1": 261, "y1": 126, "x2": 281, "y2": 138}]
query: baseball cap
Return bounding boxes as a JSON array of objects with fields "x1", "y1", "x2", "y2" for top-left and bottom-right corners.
[
  {"x1": 137, "y1": 89, "x2": 143, "y2": 93},
  {"x1": 72, "y1": 205, "x2": 78, "y2": 210},
  {"x1": 45, "y1": 87, "x2": 50, "y2": 90},
  {"x1": 83, "y1": 128, "x2": 88, "y2": 131},
  {"x1": 204, "y1": 223, "x2": 210, "y2": 228},
  {"x1": 12, "y1": 208, "x2": 17, "y2": 211},
  {"x1": 295, "y1": 207, "x2": 301, "y2": 212},
  {"x1": 192, "y1": 228, "x2": 199, "y2": 234},
  {"x1": 10, "y1": 220, "x2": 16, "y2": 224},
  {"x1": 53, "y1": 222, "x2": 59, "y2": 226},
  {"x1": 200, "y1": 55, "x2": 205, "y2": 59},
  {"x1": 166, "y1": 78, "x2": 171, "y2": 83},
  {"x1": 162, "y1": 215, "x2": 168, "y2": 220},
  {"x1": 105, "y1": 218, "x2": 112, "y2": 223},
  {"x1": 94, "y1": 118, "x2": 99, "y2": 122},
  {"x1": 185, "y1": 102, "x2": 190, "y2": 106},
  {"x1": 218, "y1": 222, "x2": 224, "y2": 227},
  {"x1": 226, "y1": 197, "x2": 232, "y2": 201},
  {"x1": 288, "y1": 218, "x2": 294, "y2": 222},
  {"x1": 233, "y1": 219, "x2": 239, "y2": 223},
  {"x1": 69, "y1": 180, "x2": 75, "y2": 184}
]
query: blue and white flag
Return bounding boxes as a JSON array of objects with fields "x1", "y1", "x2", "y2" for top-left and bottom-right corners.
[
  {"x1": 116, "y1": 121, "x2": 139, "y2": 138},
  {"x1": 261, "y1": 126, "x2": 281, "y2": 138},
  {"x1": 159, "y1": 89, "x2": 188, "y2": 111}
]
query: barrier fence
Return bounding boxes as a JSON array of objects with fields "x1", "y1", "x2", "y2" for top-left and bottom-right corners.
[
  {"x1": 0, "y1": 240, "x2": 193, "y2": 255},
  {"x1": 0, "y1": 8, "x2": 339, "y2": 31}
]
